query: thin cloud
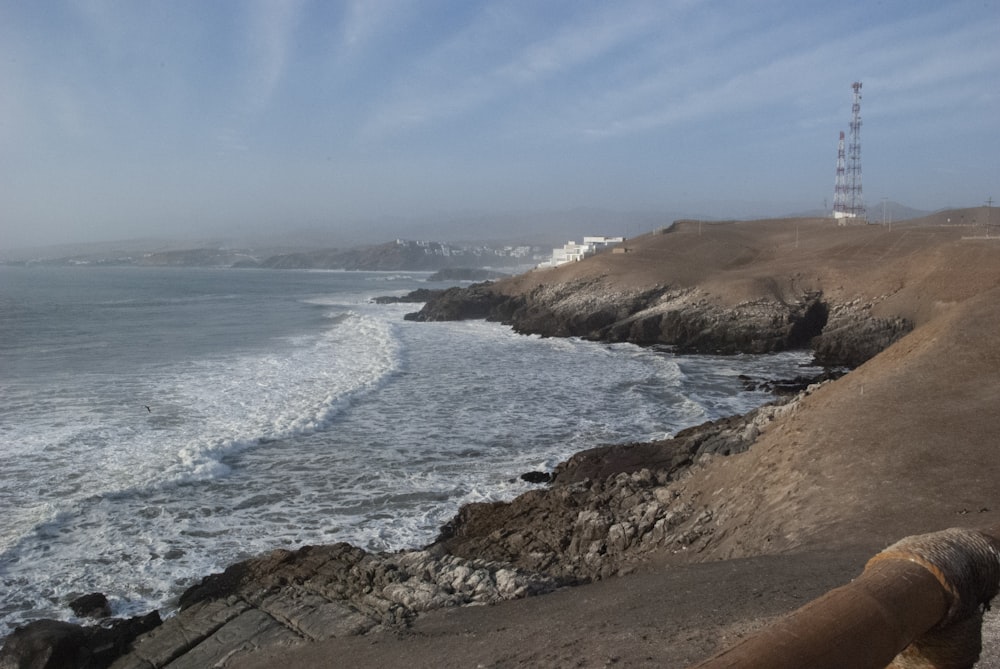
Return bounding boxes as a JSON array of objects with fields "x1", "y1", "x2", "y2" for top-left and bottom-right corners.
[
  {"x1": 359, "y1": 3, "x2": 681, "y2": 140},
  {"x1": 562, "y1": 3, "x2": 1000, "y2": 141},
  {"x1": 211, "y1": 0, "x2": 307, "y2": 155},
  {"x1": 2, "y1": 0, "x2": 998, "y2": 248},
  {"x1": 243, "y1": 0, "x2": 307, "y2": 114},
  {"x1": 340, "y1": 0, "x2": 415, "y2": 52}
]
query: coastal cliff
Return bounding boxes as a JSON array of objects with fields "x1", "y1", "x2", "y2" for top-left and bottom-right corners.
[
  {"x1": 406, "y1": 279, "x2": 909, "y2": 368},
  {"x1": 7, "y1": 209, "x2": 1000, "y2": 668},
  {"x1": 405, "y1": 217, "x2": 924, "y2": 368}
]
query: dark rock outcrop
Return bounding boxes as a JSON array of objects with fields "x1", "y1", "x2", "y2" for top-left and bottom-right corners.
[
  {"x1": 810, "y1": 301, "x2": 913, "y2": 368},
  {"x1": 0, "y1": 613, "x2": 161, "y2": 669},
  {"x1": 404, "y1": 282, "x2": 514, "y2": 322},
  {"x1": 433, "y1": 394, "x2": 807, "y2": 581},
  {"x1": 740, "y1": 370, "x2": 846, "y2": 395},
  {"x1": 68, "y1": 594, "x2": 111, "y2": 620},
  {"x1": 406, "y1": 279, "x2": 824, "y2": 352},
  {"x1": 406, "y1": 279, "x2": 910, "y2": 366},
  {"x1": 599, "y1": 290, "x2": 828, "y2": 354},
  {"x1": 372, "y1": 288, "x2": 445, "y2": 304}
]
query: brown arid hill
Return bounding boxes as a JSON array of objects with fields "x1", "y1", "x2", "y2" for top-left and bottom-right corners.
[
  {"x1": 267, "y1": 209, "x2": 1000, "y2": 668},
  {"x1": 233, "y1": 209, "x2": 1000, "y2": 668},
  {"x1": 496, "y1": 208, "x2": 1000, "y2": 557},
  {"x1": 11, "y1": 209, "x2": 1000, "y2": 669}
]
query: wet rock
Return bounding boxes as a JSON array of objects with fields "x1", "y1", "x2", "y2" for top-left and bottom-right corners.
[
  {"x1": 69, "y1": 594, "x2": 111, "y2": 620},
  {"x1": 0, "y1": 612, "x2": 161, "y2": 669},
  {"x1": 0, "y1": 620, "x2": 89, "y2": 669},
  {"x1": 740, "y1": 370, "x2": 846, "y2": 395},
  {"x1": 404, "y1": 283, "x2": 512, "y2": 321},
  {"x1": 372, "y1": 288, "x2": 444, "y2": 304},
  {"x1": 520, "y1": 471, "x2": 552, "y2": 484}
]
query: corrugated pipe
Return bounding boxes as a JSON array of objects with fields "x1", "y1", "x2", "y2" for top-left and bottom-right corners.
[{"x1": 688, "y1": 526, "x2": 1000, "y2": 669}]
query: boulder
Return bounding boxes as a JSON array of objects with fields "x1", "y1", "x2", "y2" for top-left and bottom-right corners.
[
  {"x1": 372, "y1": 288, "x2": 444, "y2": 304},
  {"x1": 0, "y1": 613, "x2": 161, "y2": 669},
  {"x1": 404, "y1": 283, "x2": 512, "y2": 322},
  {"x1": 0, "y1": 620, "x2": 89, "y2": 669},
  {"x1": 69, "y1": 594, "x2": 111, "y2": 620}
]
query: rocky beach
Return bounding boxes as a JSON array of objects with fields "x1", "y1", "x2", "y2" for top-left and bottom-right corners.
[{"x1": 5, "y1": 208, "x2": 1000, "y2": 668}]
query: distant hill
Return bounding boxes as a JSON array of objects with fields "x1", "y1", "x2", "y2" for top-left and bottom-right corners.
[
  {"x1": 249, "y1": 240, "x2": 542, "y2": 271},
  {"x1": 4, "y1": 239, "x2": 548, "y2": 271},
  {"x1": 5, "y1": 203, "x2": 963, "y2": 268}
]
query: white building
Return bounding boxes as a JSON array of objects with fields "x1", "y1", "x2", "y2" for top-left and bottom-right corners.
[{"x1": 541, "y1": 236, "x2": 624, "y2": 267}]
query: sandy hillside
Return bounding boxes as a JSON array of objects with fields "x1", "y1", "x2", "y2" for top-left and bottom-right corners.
[{"x1": 240, "y1": 210, "x2": 1000, "y2": 668}]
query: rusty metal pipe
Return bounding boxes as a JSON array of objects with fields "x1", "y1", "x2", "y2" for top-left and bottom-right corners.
[{"x1": 688, "y1": 526, "x2": 1000, "y2": 669}]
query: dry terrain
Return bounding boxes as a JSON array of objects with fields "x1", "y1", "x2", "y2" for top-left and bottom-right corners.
[
  {"x1": 234, "y1": 210, "x2": 1000, "y2": 668},
  {"x1": 10, "y1": 210, "x2": 983, "y2": 669}
]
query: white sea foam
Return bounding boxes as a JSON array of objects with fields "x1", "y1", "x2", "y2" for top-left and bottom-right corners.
[
  {"x1": 1, "y1": 304, "x2": 405, "y2": 626},
  {"x1": 0, "y1": 267, "x2": 821, "y2": 633},
  {"x1": 164, "y1": 310, "x2": 399, "y2": 485}
]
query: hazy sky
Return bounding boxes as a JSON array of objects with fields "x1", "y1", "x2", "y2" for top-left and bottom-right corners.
[{"x1": 2, "y1": 0, "x2": 998, "y2": 249}]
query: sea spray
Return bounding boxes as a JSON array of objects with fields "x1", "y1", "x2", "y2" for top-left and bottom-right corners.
[{"x1": 0, "y1": 266, "x2": 820, "y2": 631}]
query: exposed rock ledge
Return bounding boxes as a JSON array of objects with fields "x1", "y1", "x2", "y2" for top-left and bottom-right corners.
[
  {"x1": 104, "y1": 548, "x2": 560, "y2": 669},
  {"x1": 1, "y1": 384, "x2": 818, "y2": 669},
  {"x1": 405, "y1": 280, "x2": 911, "y2": 368},
  {"x1": 434, "y1": 390, "x2": 810, "y2": 581}
]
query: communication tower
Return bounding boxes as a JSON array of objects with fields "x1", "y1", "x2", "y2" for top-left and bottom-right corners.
[
  {"x1": 832, "y1": 131, "x2": 848, "y2": 220},
  {"x1": 833, "y1": 82, "x2": 866, "y2": 221}
]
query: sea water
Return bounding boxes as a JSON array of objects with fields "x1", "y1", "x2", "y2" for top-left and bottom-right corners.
[{"x1": 0, "y1": 265, "x2": 819, "y2": 632}]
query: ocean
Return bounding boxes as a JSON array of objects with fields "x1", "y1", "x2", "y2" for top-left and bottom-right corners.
[{"x1": 0, "y1": 265, "x2": 819, "y2": 633}]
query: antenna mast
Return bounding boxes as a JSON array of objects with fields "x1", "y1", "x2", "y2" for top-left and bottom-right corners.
[
  {"x1": 833, "y1": 131, "x2": 848, "y2": 220},
  {"x1": 833, "y1": 82, "x2": 866, "y2": 222}
]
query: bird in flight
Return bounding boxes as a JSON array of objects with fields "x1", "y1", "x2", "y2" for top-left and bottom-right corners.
[{"x1": 144, "y1": 405, "x2": 151, "y2": 413}]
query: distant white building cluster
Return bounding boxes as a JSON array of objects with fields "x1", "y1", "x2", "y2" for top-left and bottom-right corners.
[
  {"x1": 394, "y1": 239, "x2": 541, "y2": 260},
  {"x1": 540, "y1": 236, "x2": 624, "y2": 267}
]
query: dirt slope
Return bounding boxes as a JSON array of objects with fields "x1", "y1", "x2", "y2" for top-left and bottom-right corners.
[
  {"x1": 202, "y1": 212, "x2": 1000, "y2": 667},
  {"x1": 256, "y1": 213, "x2": 1000, "y2": 668}
]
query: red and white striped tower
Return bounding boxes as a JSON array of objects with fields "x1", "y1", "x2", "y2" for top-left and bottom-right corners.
[
  {"x1": 832, "y1": 131, "x2": 848, "y2": 220},
  {"x1": 833, "y1": 82, "x2": 866, "y2": 221}
]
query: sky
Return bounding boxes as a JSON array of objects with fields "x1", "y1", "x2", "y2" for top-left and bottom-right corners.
[{"x1": 1, "y1": 0, "x2": 998, "y2": 249}]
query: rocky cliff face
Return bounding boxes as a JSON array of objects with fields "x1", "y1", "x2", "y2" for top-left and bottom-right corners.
[
  {"x1": 2, "y1": 389, "x2": 814, "y2": 669},
  {"x1": 433, "y1": 395, "x2": 805, "y2": 581},
  {"x1": 1, "y1": 282, "x2": 911, "y2": 667},
  {"x1": 406, "y1": 279, "x2": 911, "y2": 367},
  {"x1": 810, "y1": 300, "x2": 913, "y2": 368}
]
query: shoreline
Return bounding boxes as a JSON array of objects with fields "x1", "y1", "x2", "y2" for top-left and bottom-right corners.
[
  {"x1": 0, "y1": 361, "x2": 830, "y2": 667},
  {"x1": 7, "y1": 211, "x2": 1000, "y2": 667}
]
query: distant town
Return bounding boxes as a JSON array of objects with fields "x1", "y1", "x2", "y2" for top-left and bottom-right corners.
[{"x1": 2, "y1": 235, "x2": 632, "y2": 272}]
